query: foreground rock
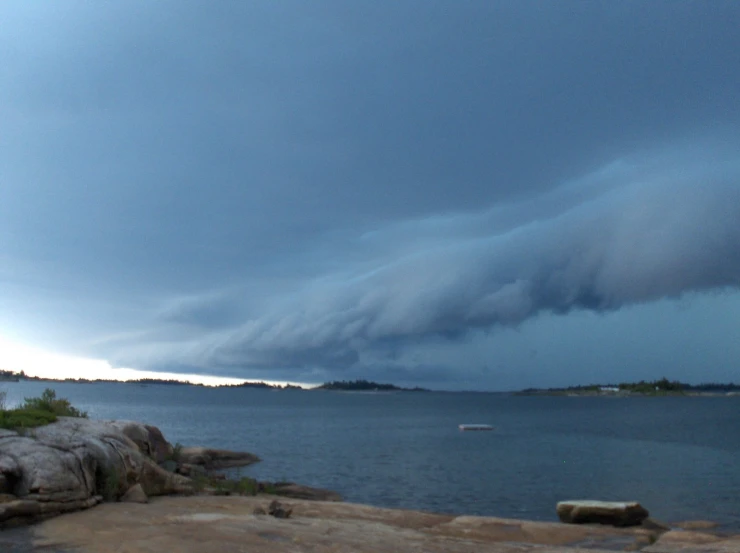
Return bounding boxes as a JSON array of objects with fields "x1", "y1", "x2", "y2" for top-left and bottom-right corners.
[
  {"x1": 557, "y1": 500, "x2": 649, "y2": 527},
  {"x1": 31, "y1": 495, "x2": 711, "y2": 553},
  {"x1": 0, "y1": 418, "x2": 256, "y2": 526},
  {"x1": 120, "y1": 483, "x2": 148, "y2": 504}
]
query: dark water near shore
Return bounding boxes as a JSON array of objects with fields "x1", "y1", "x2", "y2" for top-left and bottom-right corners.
[{"x1": 4, "y1": 382, "x2": 740, "y2": 529}]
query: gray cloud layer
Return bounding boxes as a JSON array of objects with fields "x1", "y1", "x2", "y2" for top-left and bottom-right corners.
[
  {"x1": 1, "y1": 1, "x2": 739, "y2": 387},
  {"x1": 106, "y1": 148, "x2": 740, "y2": 377}
]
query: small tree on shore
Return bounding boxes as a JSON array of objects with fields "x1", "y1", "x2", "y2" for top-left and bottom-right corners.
[{"x1": 22, "y1": 389, "x2": 88, "y2": 418}]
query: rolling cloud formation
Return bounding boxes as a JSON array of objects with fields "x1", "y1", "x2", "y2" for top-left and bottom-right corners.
[{"x1": 120, "y1": 148, "x2": 740, "y2": 373}]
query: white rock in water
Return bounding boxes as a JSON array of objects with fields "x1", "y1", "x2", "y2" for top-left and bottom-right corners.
[{"x1": 556, "y1": 500, "x2": 649, "y2": 527}]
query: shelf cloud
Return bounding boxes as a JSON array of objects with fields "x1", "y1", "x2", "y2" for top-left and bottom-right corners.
[{"x1": 2, "y1": 1, "x2": 739, "y2": 387}]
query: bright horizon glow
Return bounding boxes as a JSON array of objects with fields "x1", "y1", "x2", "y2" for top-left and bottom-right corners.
[{"x1": 0, "y1": 335, "x2": 312, "y2": 388}]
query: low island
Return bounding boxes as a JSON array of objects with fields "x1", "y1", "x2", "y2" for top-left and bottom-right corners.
[
  {"x1": 313, "y1": 379, "x2": 428, "y2": 392},
  {"x1": 518, "y1": 378, "x2": 740, "y2": 397}
]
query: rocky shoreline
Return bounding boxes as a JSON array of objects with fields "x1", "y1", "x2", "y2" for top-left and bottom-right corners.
[
  {"x1": 1, "y1": 417, "x2": 738, "y2": 552},
  {"x1": 21, "y1": 496, "x2": 740, "y2": 553}
]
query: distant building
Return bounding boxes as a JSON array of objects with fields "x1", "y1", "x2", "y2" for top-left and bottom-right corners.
[{"x1": 599, "y1": 386, "x2": 619, "y2": 392}]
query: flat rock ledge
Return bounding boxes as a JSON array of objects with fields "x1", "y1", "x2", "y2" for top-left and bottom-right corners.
[
  {"x1": 557, "y1": 500, "x2": 649, "y2": 527},
  {"x1": 0, "y1": 417, "x2": 259, "y2": 527},
  {"x1": 28, "y1": 495, "x2": 740, "y2": 553}
]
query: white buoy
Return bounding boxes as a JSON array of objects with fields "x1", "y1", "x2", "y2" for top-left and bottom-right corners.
[{"x1": 458, "y1": 424, "x2": 494, "y2": 431}]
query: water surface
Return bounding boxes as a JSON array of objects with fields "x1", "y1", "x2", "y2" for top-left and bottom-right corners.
[{"x1": 4, "y1": 382, "x2": 739, "y2": 528}]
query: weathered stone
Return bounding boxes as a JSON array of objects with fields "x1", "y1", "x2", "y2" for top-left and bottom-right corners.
[
  {"x1": 178, "y1": 447, "x2": 260, "y2": 470},
  {"x1": 0, "y1": 418, "x2": 196, "y2": 525},
  {"x1": 0, "y1": 496, "x2": 99, "y2": 527},
  {"x1": 121, "y1": 484, "x2": 148, "y2": 504},
  {"x1": 177, "y1": 463, "x2": 206, "y2": 478},
  {"x1": 268, "y1": 499, "x2": 292, "y2": 519},
  {"x1": 556, "y1": 500, "x2": 649, "y2": 526},
  {"x1": 138, "y1": 459, "x2": 192, "y2": 497},
  {"x1": 143, "y1": 425, "x2": 172, "y2": 463},
  {"x1": 109, "y1": 421, "x2": 171, "y2": 463},
  {"x1": 252, "y1": 506, "x2": 266, "y2": 515}
]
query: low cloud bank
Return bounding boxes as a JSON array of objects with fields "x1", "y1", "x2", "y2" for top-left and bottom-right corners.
[{"x1": 116, "y1": 145, "x2": 740, "y2": 375}]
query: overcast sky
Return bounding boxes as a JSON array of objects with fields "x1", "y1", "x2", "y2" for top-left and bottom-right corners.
[{"x1": 1, "y1": 1, "x2": 739, "y2": 390}]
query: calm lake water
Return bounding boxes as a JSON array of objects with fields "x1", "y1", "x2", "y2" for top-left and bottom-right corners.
[{"x1": 4, "y1": 381, "x2": 739, "y2": 529}]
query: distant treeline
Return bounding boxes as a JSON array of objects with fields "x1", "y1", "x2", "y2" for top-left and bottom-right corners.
[
  {"x1": 684, "y1": 382, "x2": 740, "y2": 392},
  {"x1": 316, "y1": 379, "x2": 428, "y2": 392},
  {"x1": 0, "y1": 370, "x2": 20, "y2": 382},
  {"x1": 0, "y1": 371, "x2": 304, "y2": 390},
  {"x1": 222, "y1": 381, "x2": 303, "y2": 390},
  {"x1": 523, "y1": 377, "x2": 740, "y2": 394},
  {"x1": 130, "y1": 378, "x2": 202, "y2": 386}
]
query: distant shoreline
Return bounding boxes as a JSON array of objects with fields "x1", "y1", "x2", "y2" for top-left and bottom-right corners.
[
  {"x1": 516, "y1": 389, "x2": 740, "y2": 397},
  {"x1": 4, "y1": 372, "x2": 739, "y2": 396},
  {"x1": 516, "y1": 378, "x2": 740, "y2": 397},
  {"x1": 0, "y1": 373, "x2": 428, "y2": 393}
]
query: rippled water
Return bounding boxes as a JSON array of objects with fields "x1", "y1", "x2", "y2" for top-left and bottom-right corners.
[{"x1": 4, "y1": 381, "x2": 739, "y2": 528}]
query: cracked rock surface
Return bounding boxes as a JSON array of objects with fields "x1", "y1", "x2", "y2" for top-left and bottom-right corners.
[{"x1": 0, "y1": 418, "x2": 193, "y2": 526}]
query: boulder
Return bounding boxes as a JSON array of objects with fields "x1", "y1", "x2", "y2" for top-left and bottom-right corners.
[
  {"x1": 556, "y1": 500, "x2": 649, "y2": 527},
  {"x1": 268, "y1": 499, "x2": 292, "y2": 519},
  {"x1": 176, "y1": 463, "x2": 207, "y2": 478},
  {"x1": 177, "y1": 447, "x2": 260, "y2": 470},
  {"x1": 120, "y1": 484, "x2": 148, "y2": 504},
  {"x1": 109, "y1": 421, "x2": 171, "y2": 464},
  {"x1": 0, "y1": 418, "x2": 193, "y2": 526}
]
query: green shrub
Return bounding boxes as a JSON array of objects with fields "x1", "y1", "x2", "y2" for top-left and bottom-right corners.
[
  {"x1": 168, "y1": 442, "x2": 183, "y2": 463},
  {"x1": 235, "y1": 477, "x2": 259, "y2": 495},
  {"x1": 260, "y1": 481, "x2": 277, "y2": 494},
  {"x1": 0, "y1": 408, "x2": 58, "y2": 430},
  {"x1": 22, "y1": 388, "x2": 88, "y2": 418}
]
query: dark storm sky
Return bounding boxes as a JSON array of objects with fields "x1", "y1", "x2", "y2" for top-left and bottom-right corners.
[{"x1": 1, "y1": 1, "x2": 739, "y2": 388}]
